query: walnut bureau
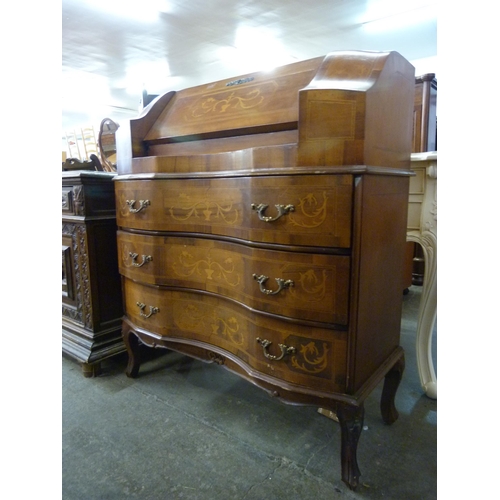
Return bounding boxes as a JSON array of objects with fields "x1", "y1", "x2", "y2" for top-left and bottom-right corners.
[
  {"x1": 62, "y1": 171, "x2": 124, "y2": 376},
  {"x1": 114, "y1": 51, "x2": 415, "y2": 490}
]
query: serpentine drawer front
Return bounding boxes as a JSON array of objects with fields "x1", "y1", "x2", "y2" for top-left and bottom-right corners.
[
  {"x1": 122, "y1": 277, "x2": 348, "y2": 394},
  {"x1": 117, "y1": 231, "x2": 350, "y2": 325},
  {"x1": 115, "y1": 174, "x2": 353, "y2": 248}
]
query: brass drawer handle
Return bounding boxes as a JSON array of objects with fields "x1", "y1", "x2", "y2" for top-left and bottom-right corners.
[
  {"x1": 256, "y1": 337, "x2": 296, "y2": 361},
  {"x1": 126, "y1": 199, "x2": 150, "y2": 213},
  {"x1": 136, "y1": 302, "x2": 159, "y2": 318},
  {"x1": 129, "y1": 252, "x2": 153, "y2": 267},
  {"x1": 251, "y1": 203, "x2": 294, "y2": 222},
  {"x1": 253, "y1": 274, "x2": 294, "y2": 295}
]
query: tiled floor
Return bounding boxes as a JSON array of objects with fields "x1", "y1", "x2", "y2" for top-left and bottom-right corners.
[{"x1": 62, "y1": 285, "x2": 436, "y2": 499}]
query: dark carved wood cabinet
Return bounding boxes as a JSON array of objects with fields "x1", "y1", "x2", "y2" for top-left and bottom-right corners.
[
  {"x1": 62, "y1": 171, "x2": 124, "y2": 376},
  {"x1": 115, "y1": 51, "x2": 415, "y2": 489}
]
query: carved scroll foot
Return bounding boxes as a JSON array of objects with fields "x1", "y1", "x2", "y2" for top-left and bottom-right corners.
[
  {"x1": 123, "y1": 324, "x2": 141, "y2": 378},
  {"x1": 416, "y1": 241, "x2": 437, "y2": 399},
  {"x1": 380, "y1": 353, "x2": 405, "y2": 425},
  {"x1": 423, "y1": 381, "x2": 437, "y2": 400},
  {"x1": 408, "y1": 231, "x2": 437, "y2": 399},
  {"x1": 337, "y1": 403, "x2": 364, "y2": 490}
]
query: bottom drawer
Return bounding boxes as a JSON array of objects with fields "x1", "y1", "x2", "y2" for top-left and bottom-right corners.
[{"x1": 123, "y1": 278, "x2": 348, "y2": 393}]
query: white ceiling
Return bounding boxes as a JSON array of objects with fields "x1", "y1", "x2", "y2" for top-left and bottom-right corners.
[{"x1": 62, "y1": 0, "x2": 437, "y2": 132}]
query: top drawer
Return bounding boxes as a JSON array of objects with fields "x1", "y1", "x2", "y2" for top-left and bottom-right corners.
[{"x1": 115, "y1": 174, "x2": 353, "y2": 248}]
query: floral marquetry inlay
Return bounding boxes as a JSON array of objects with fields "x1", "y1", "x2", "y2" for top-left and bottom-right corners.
[
  {"x1": 185, "y1": 81, "x2": 278, "y2": 122},
  {"x1": 169, "y1": 194, "x2": 239, "y2": 224},
  {"x1": 289, "y1": 269, "x2": 328, "y2": 302},
  {"x1": 288, "y1": 338, "x2": 331, "y2": 378},
  {"x1": 288, "y1": 192, "x2": 328, "y2": 228},
  {"x1": 173, "y1": 251, "x2": 241, "y2": 287},
  {"x1": 189, "y1": 89, "x2": 265, "y2": 118},
  {"x1": 175, "y1": 303, "x2": 243, "y2": 346}
]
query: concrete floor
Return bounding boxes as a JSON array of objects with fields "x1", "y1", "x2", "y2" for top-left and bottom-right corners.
[{"x1": 62, "y1": 285, "x2": 437, "y2": 500}]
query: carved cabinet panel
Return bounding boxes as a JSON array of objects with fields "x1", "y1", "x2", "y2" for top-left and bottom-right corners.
[{"x1": 62, "y1": 171, "x2": 124, "y2": 377}]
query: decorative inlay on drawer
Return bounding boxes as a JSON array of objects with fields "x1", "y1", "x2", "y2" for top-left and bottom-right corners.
[
  {"x1": 122, "y1": 278, "x2": 347, "y2": 392},
  {"x1": 256, "y1": 335, "x2": 332, "y2": 377},
  {"x1": 115, "y1": 174, "x2": 353, "y2": 248},
  {"x1": 117, "y1": 232, "x2": 350, "y2": 325}
]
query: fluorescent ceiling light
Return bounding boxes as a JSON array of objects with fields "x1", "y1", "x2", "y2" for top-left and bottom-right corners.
[
  {"x1": 123, "y1": 60, "x2": 172, "y2": 96},
  {"x1": 218, "y1": 25, "x2": 296, "y2": 74}
]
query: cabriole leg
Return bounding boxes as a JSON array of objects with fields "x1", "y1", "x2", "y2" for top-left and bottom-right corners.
[
  {"x1": 380, "y1": 353, "x2": 405, "y2": 424},
  {"x1": 123, "y1": 324, "x2": 141, "y2": 378},
  {"x1": 337, "y1": 402, "x2": 365, "y2": 490}
]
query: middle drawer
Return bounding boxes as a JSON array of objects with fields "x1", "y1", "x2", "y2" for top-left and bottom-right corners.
[{"x1": 118, "y1": 231, "x2": 350, "y2": 325}]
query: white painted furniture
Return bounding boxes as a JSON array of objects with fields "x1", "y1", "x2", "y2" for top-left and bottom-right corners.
[{"x1": 407, "y1": 151, "x2": 437, "y2": 399}]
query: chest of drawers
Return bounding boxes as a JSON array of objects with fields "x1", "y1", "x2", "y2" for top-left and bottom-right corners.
[{"x1": 114, "y1": 51, "x2": 415, "y2": 489}]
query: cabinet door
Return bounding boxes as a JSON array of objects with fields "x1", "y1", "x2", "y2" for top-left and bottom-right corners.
[{"x1": 62, "y1": 234, "x2": 76, "y2": 308}]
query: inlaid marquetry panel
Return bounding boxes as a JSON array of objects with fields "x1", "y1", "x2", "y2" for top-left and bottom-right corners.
[
  {"x1": 115, "y1": 174, "x2": 353, "y2": 248},
  {"x1": 298, "y1": 89, "x2": 366, "y2": 167},
  {"x1": 123, "y1": 278, "x2": 347, "y2": 392},
  {"x1": 144, "y1": 57, "x2": 323, "y2": 141},
  {"x1": 117, "y1": 232, "x2": 350, "y2": 324}
]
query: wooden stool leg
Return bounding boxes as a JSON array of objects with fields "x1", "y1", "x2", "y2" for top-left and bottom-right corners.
[
  {"x1": 380, "y1": 353, "x2": 405, "y2": 424},
  {"x1": 337, "y1": 402, "x2": 364, "y2": 490},
  {"x1": 123, "y1": 324, "x2": 141, "y2": 378}
]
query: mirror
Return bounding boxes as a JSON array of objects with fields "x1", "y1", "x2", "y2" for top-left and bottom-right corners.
[{"x1": 98, "y1": 118, "x2": 119, "y2": 172}]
